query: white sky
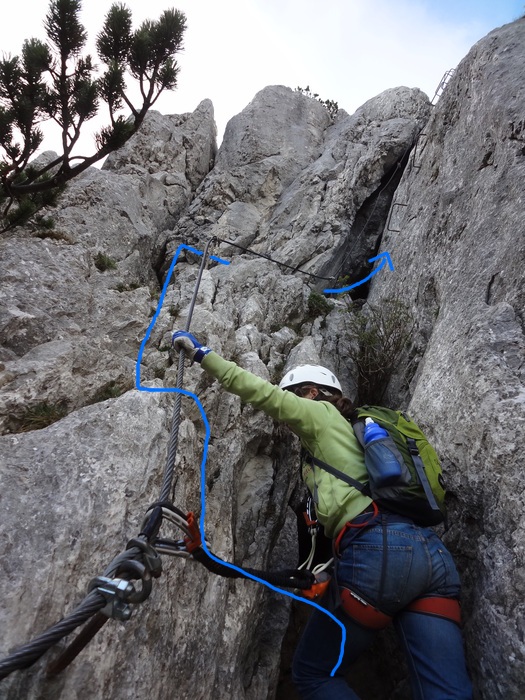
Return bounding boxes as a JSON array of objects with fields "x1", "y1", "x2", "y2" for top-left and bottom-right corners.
[{"x1": 0, "y1": 0, "x2": 523, "y2": 156}]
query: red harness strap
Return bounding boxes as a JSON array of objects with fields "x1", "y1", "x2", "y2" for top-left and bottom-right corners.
[
  {"x1": 339, "y1": 591, "x2": 462, "y2": 630},
  {"x1": 405, "y1": 596, "x2": 462, "y2": 625},
  {"x1": 335, "y1": 506, "x2": 461, "y2": 630},
  {"x1": 339, "y1": 587, "x2": 393, "y2": 630}
]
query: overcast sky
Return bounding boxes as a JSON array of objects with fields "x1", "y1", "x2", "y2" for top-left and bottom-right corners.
[{"x1": 1, "y1": 0, "x2": 523, "y2": 156}]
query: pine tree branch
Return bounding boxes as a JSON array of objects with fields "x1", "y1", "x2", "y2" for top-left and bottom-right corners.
[{"x1": 1, "y1": 2, "x2": 187, "y2": 221}]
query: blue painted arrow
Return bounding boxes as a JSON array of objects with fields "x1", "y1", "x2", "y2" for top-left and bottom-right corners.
[{"x1": 323, "y1": 251, "x2": 394, "y2": 294}]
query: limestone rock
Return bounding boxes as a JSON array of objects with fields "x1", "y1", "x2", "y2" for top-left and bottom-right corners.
[
  {"x1": 0, "y1": 100, "x2": 217, "y2": 436},
  {"x1": 103, "y1": 101, "x2": 217, "y2": 227},
  {"x1": 162, "y1": 85, "x2": 429, "y2": 286},
  {"x1": 368, "y1": 18, "x2": 525, "y2": 699}
]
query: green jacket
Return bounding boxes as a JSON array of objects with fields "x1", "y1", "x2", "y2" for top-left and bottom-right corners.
[{"x1": 202, "y1": 352, "x2": 372, "y2": 538}]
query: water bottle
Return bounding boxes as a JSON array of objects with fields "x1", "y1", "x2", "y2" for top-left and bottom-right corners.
[
  {"x1": 364, "y1": 417, "x2": 389, "y2": 445},
  {"x1": 363, "y1": 418, "x2": 403, "y2": 487}
]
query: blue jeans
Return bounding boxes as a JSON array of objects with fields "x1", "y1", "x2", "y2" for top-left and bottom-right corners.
[{"x1": 292, "y1": 514, "x2": 472, "y2": 699}]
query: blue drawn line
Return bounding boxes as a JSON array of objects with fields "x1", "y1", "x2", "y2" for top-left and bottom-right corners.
[
  {"x1": 135, "y1": 244, "x2": 229, "y2": 388},
  {"x1": 135, "y1": 243, "x2": 346, "y2": 676},
  {"x1": 179, "y1": 243, "x2": 231, "y2": 266},
  {"x1": 323, "y1": 251, "x2": 394, "y2": 294}
]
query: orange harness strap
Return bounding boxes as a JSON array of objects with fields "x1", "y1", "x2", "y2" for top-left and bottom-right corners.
[
  {"x1": 335, "y1": 510, "x2": 462, "y2": 630},
  {"x1": 339, "y1": 590, "x2": 462, "y2": 630},
  {"x1": 405, "y1": 596, "x2": 462, "y2": 625},
  {"x1": 339, "y1": 588, "x2": 393, "y2": 630}
]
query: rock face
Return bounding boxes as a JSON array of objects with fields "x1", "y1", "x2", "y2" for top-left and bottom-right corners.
[
  {"x1": 368, "y1": 18, "x2": 525, "y2": 699},
  {"x1": 0, "y1": 19, "x2": 524, "y2": 700}
]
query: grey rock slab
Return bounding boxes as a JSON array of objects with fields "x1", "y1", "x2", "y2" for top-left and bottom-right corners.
[{"x1": 368, "y1": 18, "x2": 525, "y2": 698}]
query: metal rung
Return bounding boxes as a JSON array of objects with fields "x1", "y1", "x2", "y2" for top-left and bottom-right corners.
[
  {"x1": 410, "y1": 132, "x2": 427, "y2": 170},
  {"x1": 386, "y1": 202, "x2": 408, "y2": 233}
]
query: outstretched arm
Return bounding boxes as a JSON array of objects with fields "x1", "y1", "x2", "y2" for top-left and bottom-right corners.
[{"x1": 171, "y1": 331, "x2": 329, "y2": 441}]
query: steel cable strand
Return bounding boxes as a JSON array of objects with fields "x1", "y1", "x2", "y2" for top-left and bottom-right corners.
[
  {"x1": 0, "y1": 517, "x2": 164, "y2": 680},
  {"x1": 214, "y1": 237, "x2": 335, "y2": 282},
  {"x1": 211, "y1": 129, "x2": 424, "y2": 292},
  {"x1": 162, "y1": 238, "x2": 317, "y2": 592},
  {"x1": 0, "y1": 454, "x2": 149, "y2": 675},
  {"x1": 160, "y1": 236, "x2": 216, "y2": 503},
  {"x1": 0, "y1": 591, "x2": 106, "y2": 681},
  {"x1": 160, "y1": 352, "x2": 186, "y2": 503},
  {"x1": 44, "y1": 540, "x2": 163, "y2": 677}
]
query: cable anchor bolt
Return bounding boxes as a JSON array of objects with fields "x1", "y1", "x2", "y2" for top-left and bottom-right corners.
[{"x1": 88, "y1": 576, "x2": 136, "y2": 621}]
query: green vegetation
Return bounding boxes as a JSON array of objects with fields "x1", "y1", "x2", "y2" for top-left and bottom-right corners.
[
  {"x1": 94, "y1": 251, "x2": 117, "y2": 271},
  {"x1": 12, "y1": 400, "x2": 68, "y2": 432},
  {"x1": 115, "y1": 281, "x2": 142, "y2": 292},
  {"x1": 90, "y1": 380, "x2": 128, "y2": 403},
  {"x1": 347, "y1": 298, "x2": 414, "y2": 405},
  {"x1": 1, "y1": 172, "x2": 65, "y2": 231},
  {"x1": 1, "y1": 0, "x2": 186, "y2": 232},
  {"x1": 270, "y1": 359, "x2": 286, "y2": 385},
  {"x1": 307, "y1": 291, "x2": 334, "y2": 318},
  {"x1": 30, "y1": 213, "x2": 75, "y2": 241},
  {"x1": 34, "y1": 214, "x2": 55, "y2": 231},
  {"x1": 336, "y1": 274, "x2": 352, "y2": 287},
  {"x1": 295, "y1": 86, "x2": 339, "y2": 120},
  {"x1": 34, "y1": 227, "x2": 72, "y2": 242}
]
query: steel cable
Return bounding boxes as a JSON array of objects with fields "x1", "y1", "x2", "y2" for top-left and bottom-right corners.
[
  {"x1": 214, "y1": 236, "x2": 335, "y2": 281},
  {"x1": 0, "y1": 242, "x2": 216, "y2": 681},
  {"x1": 160, "y1": 236, "x2": 216, "y2": 503},
  {"x1": 0, "y1": 591, "x2": 106, "y2": 680},
  {"x1": 0, "y1": 85, "x2": 452, "y2": 681}
]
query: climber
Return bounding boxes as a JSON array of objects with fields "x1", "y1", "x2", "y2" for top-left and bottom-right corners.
[{"x1": 171, "y1": 330, "x2": 472, "y2": 700}]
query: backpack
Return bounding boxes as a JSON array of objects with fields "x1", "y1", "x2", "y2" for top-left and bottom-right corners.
[{"x1": 305, "y1": 406, "x2": 446, "y2": 527}]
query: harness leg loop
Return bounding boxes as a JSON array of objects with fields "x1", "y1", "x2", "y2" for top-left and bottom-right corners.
[
  {"x1": 339, "y1": 587, "x2": 393, "y2": 630},
  {"x1": 405, "y1": 596, "x2": 462, "y2": 626}
]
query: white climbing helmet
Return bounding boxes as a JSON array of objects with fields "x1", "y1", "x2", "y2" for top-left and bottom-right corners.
[{"x1": 279, "y1": 364, "x2": 342, "y2": 394}]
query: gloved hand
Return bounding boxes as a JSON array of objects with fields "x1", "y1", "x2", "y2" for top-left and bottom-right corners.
[{"x1": 171, "y1": 331, "x2": 212, "y2": 364}]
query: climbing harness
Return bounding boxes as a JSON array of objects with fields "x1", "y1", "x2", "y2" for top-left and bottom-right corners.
[
  {"x1": 333, "y1": 503, "x2": 381, "y2": 557},
  {"x1": 322, "y1": 503, "x2": 462, "y2": 631},
  {"x1": 296, "y1": 496, "x2": 333, "y2": 600},
  {"x1": 338, "y1": 590, "x2": 462, "y2": 631},
  {"x1": 405, "y1": 596, "x2": 462, "y2": 625},
  {"x1": 339, "y1": 588, "x2": 393, "y2": 630}
]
